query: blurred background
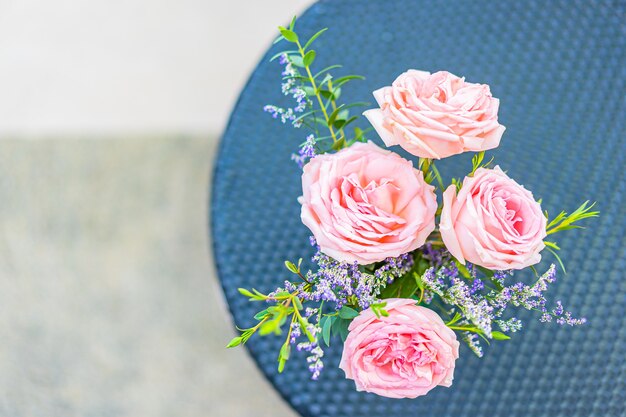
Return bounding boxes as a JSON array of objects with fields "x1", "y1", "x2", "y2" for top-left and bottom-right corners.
[{"x1": 0, "y1": 1, "x2": 314, "y2": 416}]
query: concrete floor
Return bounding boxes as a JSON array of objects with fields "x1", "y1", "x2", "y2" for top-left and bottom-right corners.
[{"x1": 0, "y1": 137, "x2": 297, "y2": 417}]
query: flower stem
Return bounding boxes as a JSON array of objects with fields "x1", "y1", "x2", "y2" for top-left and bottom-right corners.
[
  {"x1": 419, "y1": 157, "x2": 432, "y2": 175},
  {"x1": 296, "y1": 40, "x2": 339, "y2": 144}
]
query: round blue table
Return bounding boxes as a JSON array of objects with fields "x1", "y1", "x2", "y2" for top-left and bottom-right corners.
[{"x1": 212, "y1": 1, "x2": 625, "y2": 415}]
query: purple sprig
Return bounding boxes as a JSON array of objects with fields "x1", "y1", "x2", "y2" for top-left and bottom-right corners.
[
  {"x1": 422, "y1": 255, "x2": 585, "y2": 355},
  {"x1": 423, "y1": 267, "x2": 496, "y2": 337},
  {"x1": 296, "y1": 322, "x2": 324, "y2": 380},
  {"x1": 490, "y1": 264, "x2": 586, "y2": 326},
  {"x1": 374, "y1": 252, "x2": 414, "y2": 284},
  {"x1": 422, "y1": 243, "x2": 449, "y2": 268},
  {"x1": 299, "y1": 240, "x2": 413, "y2": 310},
  {"x1": 291, "y1": 134, "x2": 317, "y2": 168},
  {"x1": 264, "y1": 53, "x2": 309, "y2": 128}
]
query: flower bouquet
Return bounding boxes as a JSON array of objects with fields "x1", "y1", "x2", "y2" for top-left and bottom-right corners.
[{"x1": 227, "y1": 18, "x2": 598, "y2": 399}]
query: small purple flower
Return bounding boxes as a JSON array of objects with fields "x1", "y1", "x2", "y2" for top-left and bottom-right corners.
[{"x1": 291, "y1": 135, "x2": 316, "y2": 169}]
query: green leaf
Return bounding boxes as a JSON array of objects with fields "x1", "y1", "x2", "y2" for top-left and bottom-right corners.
[
  {"x1": 446, "y1": 312, "x2": 463, "y2": 326},
  {"x1": 381, "y1": 271, "x2": 418, "y2": 299},
  {"x1": 238, "y1": 287, "x2": 266, "y2": 301},
  {"x1": 303, "y1": 27, "x2": 328, "y2": 50},
  {"x1": 278, "y1": 342, "x2": 290, "y2": 373},
  {"x1": 302, "y1": 86, "x2": 316, "y2": 96},
  {"x1": 253, "y1": 309, "x2": 268, "y2": 320},
  {"x1": 332, "y1": 317, "x2": 350, "y2": 342},
  {"x1": 293, "y1": 296, "x2": 303, "y2": 310},
  {"x1": 331, "y1": 137, "x2": 346, "y2": 150},
  {"x1": 313, "y1": 65, "x2": 342, "y2": 80},
  {"x1": 370, "y1": 302, "x2": 389, "y2": 319},
  {"x1": 546, "y1": 246, "x2": 567, "y2": 274},
  {"x1": 546, "y1": 201, "x2": 599, "y2": 235},
  {"x1": 277, "y1": 342, "x2": 290, "y2": 373},
  {"x1": 303, "y1": 50, "x2": 316, "y2": 67},
  {"x1": 414, "y1": 271, "x2": 425, "y2": 293},
  {"x1": 455, "y1": 260, "x2": 471, "y2": 279},
  {"x1": 333, "y1": 74, "x2": 365, "y2": 87},
  {"x1": 354, "y1": 127, "x2": 364, "y2": 140},
  {"x1": 429, "y1": 162, "x2": 446, "y2": 191},
  {"x1": 334, "y1": 115, "x2": 357, "y2": 130},
  {"x1": 416, "y1": 257, "x2": 430, "y2": 276},
  {"x1": 327, "y1": 105, "x2": 345, "y2": 127},
  {"x1": 321, "y1": 316, "x2": 334, "y2": 347},
  {"x1": 280, "y1": 342, "x2": 291, "y2": 360},
  {"x1": 238, "y1": 288, "x2": 255, "y2": 298},
  {"x1": 319, "y1": 87, "x2": 342, "y2": 101},
  {"x1": 318, "y1": 73, "x2": 333, "y2": 89},
  {"x1": 273, "y1": 291, "x2": 291, "y2": 298},
  {"x1": 319, "y1": 89, "x2": 338, "y2": 101},
  {"x1": 342, "y1": 101, "x2": 371, "y2": 110},
  {"x1": 284, "y1": 260, "x2": 299, "y2": 274},
  {"x1": 269, "y1": 50, "x2": 299, "y2": 62},
  {"x1": 297, "y1": 316, "x2": 315, "y2": 342},
  {"x1": 491, "y1": 331, "x2": 511, "y2": 340},
  {"x1": 226, "y1": 336, "x2": 243, "y2": 348},
  {"x1": 278, "y1": 27, "x2": 298, "y2": 43},
  {"x1": 338, "y1": 306, "x2": 359, "y2": 319},
  {"x1": 290, "y1": 55, "x2": 305, "y2": 67},
  {"x1": 336, "y1": 109, "x2": 349, "y2": 121},
  {"x1": 288, "y1": 15, "x2": 296, "y2": 31},
  {"x1": 543, "y1": 241, "x2": 561, "y2": 250},
  {"x1": 259, "y1": 319, "x2": 280, "y2": 336}
]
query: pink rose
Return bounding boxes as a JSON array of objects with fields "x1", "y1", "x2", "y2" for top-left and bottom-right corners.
[
  {"x1": 363, "y1": 70, "x2": 506, "y2": 159},
  {"x1": 339, "y1": 298, "x2": 459, "y2": 398},
  {"x1": 300, "y1": 141, "x2": 437, "y2": 265},
  {"x1": 440, "y1": 166, "x2": 547, "y2": 270}
]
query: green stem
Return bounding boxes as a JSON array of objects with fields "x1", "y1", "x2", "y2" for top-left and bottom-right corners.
[
  {"x1": 296, "y1": 40, "x2": 339, "y2": 144},
  {"x1": 448, "y1": 325, "x2": 477, "y2": 332},
  {"x1": 327, "y1": 79, "x2": 345, "y2": 141},
  {"x1": 419, "y1": 157, "x2": 432, "y2": 176},
  {"x1": 417, "y1": 288, "x2": 425, "y2": 305}
]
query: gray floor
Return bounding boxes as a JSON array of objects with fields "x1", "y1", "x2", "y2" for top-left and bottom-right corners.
[{"x1": 0, "y1": 137, "x2": 297, "y2": 417}]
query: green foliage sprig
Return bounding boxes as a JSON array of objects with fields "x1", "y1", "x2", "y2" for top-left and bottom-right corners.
[
  {"x1": 275, "y1": 17, "x2": 369, "y2": 152},
  {"x1": 543, "y1": 201, "x2": 599, "y2": 272}
]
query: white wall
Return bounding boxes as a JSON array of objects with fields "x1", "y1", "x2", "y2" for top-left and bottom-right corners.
[{"x1": 0, "y1": 0, "x2": 313, "y2": 136}]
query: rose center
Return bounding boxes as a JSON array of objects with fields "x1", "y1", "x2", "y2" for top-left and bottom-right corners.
[
  {"x1": 493, "y1": 192, "x2": 524, "y2": 235},
  {"x1": 338, "y1": 174, "x2": 406, "y2": 233}
]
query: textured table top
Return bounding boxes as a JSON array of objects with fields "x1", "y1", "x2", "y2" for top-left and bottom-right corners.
[{"x1": 212, "y1": 1, "x2": 626, "y2": 416}]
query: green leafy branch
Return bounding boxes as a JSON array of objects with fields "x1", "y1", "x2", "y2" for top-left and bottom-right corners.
[
  {"x1": 276, "y1": 17, "x2": 368, "y2": 150},
  {"x1": 543, "y1": 201, "x2": 599, "y2": 272},
  {"x1": 545, "y1": 201, "x2": 599, "y2": 235},
  {"x1": 227, "y1": 286, "x2": 315, "y2": 373},
  {"x1": 444, "y1": 311, "x2": 510, "y2": 343},
  {"x1": 470, "y1": 151, "x2": 495, "y2": 176},
  {"x1": 227, "y1": 257, "x2": 319, "y2": 373}
]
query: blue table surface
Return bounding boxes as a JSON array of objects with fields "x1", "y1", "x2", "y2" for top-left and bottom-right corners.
[{"x1": 212, "y1": 1, "x2": 626, "y2": 416}]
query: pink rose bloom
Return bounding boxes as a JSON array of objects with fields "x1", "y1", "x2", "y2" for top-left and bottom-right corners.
[
  {"x1": 300, "y1": 141, "x2": 437, "y2": 265},
  {"x1": 440, "y1": 166, "x2": 547, "y2": 270},
  {"x1": 339, "y1": 298, "x2": 459, "y2": 398},
  {"x1": 363, "y1": 70, "x2": 505, "y2": 160}
]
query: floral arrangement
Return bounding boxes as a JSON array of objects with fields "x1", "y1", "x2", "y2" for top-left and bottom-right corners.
[{"x1": 227, "y1": 18, "x2": 597, "y2": 399}]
